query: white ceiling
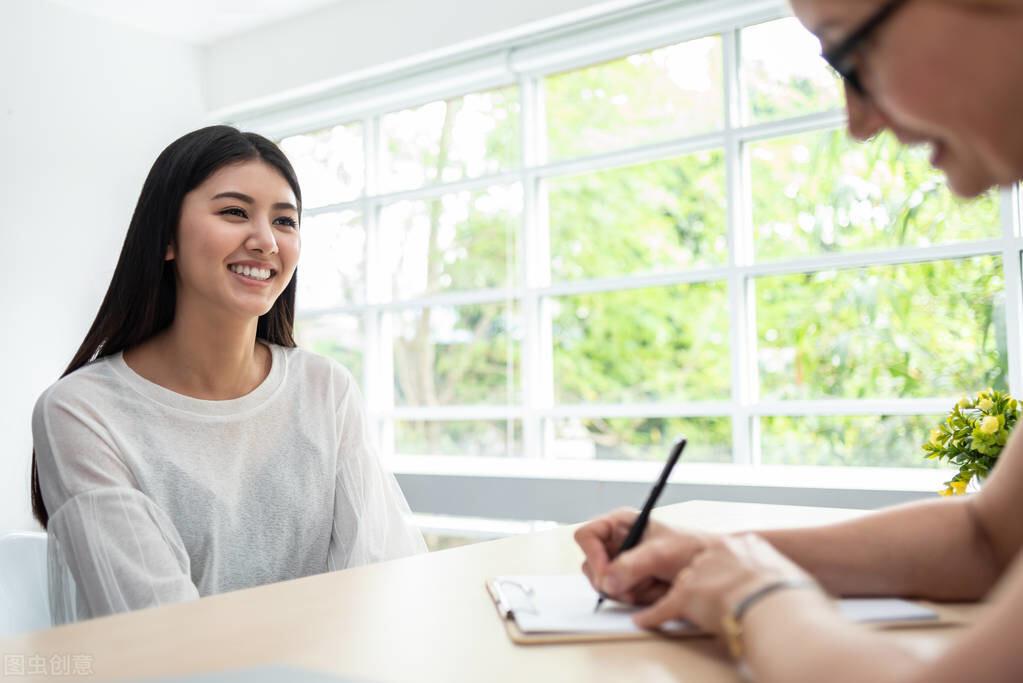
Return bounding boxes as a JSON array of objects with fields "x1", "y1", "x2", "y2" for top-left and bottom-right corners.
[{"x1": 46, "y1": 0, "x2": 347, "y2": 45}]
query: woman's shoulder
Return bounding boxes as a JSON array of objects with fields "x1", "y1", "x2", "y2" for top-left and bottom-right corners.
[
  {"x1": 34, "y1": 356, "x2": 121, "y2": 416},
  {"x1": 277, "y1": 344, "x2": 359, "y2": 394}
]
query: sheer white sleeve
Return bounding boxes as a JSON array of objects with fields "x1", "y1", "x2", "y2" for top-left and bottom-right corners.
[
  {"x1": 33, "y1": 388, "x2": 200, "y2": 625},
  {"x1": 328, "y1": 376, "x2": 427, "y2": 570}
]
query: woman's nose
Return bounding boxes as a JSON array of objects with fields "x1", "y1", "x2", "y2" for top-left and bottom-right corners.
[
  {"x1": 246, "y1": 218, "x2": 278, "y2": 255},
  {"x1": 844, "y1": 81, "x2": 889, "y2": 141}
]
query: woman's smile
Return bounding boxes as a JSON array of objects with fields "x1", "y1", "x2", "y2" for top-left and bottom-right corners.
[{"x1": 227, "y1": 261, "x2": 277, "y2": 286}]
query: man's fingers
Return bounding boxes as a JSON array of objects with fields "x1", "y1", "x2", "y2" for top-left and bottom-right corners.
[
  {"x1": 632, "y1": 575, "x2": 689, "y2": 629},
  {"x1": 581, "y1": 560, "x2": 596, "y2": 588},
  {"x1": 575, "y1": 509, "x2": 640, "y2": 579},
  {"x1": 604, "y1": 536, "x2": 688, "y2": 594},
  {"x1": 631, "y1": 580, "x2": 670, "y2": 606},
  {"x1": 574, "y1": 520, "x2": 614, "y2": 576}
]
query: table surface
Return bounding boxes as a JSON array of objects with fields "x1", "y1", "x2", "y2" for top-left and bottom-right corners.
[{"x1": 0, "y1": 500, "x2": 980, "y2": 682}]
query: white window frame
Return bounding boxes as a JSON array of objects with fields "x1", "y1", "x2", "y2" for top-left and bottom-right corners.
[{"x1": 228, "y1": 0, "x2": 1023, "y2": 522}]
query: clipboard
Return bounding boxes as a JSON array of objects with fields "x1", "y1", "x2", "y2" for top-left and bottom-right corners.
[
  {"x1": 485, "y1": 575, "x2": 948, "y2": 646},
  {"x1": 485, "y1": 576, "x2": 702, "y2": 645}
]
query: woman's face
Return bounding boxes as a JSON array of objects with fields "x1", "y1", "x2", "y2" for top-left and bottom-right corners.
[
  {"x1": 790, "y1": 0, "x2": 1023, "y2": 197},
  {"x1": 169, "y1": 160, "x2": 300, "y2": 321}
]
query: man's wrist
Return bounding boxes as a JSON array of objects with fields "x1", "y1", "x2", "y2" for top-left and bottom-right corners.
[{"x1": 721, "y1": 577, "x2": 822, "y2": 660}]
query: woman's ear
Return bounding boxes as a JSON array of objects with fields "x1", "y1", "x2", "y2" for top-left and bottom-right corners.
[{"x1": 165, "y1": 242, "x2": 176, "y2": 261}]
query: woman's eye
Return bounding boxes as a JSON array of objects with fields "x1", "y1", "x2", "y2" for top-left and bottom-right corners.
[
  {"x1": 220, "y1": 207, "x2": 247, "y2": 218},
  {"x1": 275, "y1": 216, "x2": 299, "y2": 229}
]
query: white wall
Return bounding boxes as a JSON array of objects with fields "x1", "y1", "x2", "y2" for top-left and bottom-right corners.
[
  {"x1": 202, "y1": 0, "x2": 644, "y2": 114},
  {"x1": 0, "y1": 0, "x2": 205, "y2": 531}
]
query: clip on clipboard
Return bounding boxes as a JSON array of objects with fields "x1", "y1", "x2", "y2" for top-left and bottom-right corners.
[{"x1": 486, "y1": 575, "x2": 943, "y2": 646}]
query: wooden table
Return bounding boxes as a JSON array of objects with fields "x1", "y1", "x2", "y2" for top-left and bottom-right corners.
[{"x1": 0, "y1": 501, "x2": 979, "y2": 682}]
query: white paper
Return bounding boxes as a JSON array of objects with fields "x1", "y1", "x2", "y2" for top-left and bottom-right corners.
[
  {"x1": 836, "y1": 598, "x2": 938, "y2": 623},
  {"x1": 494, "y1": 575, "x2": 938, "y2": 635}
]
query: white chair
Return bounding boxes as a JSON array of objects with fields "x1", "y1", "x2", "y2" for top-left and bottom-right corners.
[{"x1": 0, "y1": 531, "x2": 51, "y2": 637}]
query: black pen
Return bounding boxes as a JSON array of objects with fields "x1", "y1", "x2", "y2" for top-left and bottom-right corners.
[{"x1": 593, "y1": 436, "x2": 687, "y2": 612}]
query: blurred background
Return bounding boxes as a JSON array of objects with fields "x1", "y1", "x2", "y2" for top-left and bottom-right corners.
[{"x1": 2, "y1": 0, "x2": 1018, "y2": 549}]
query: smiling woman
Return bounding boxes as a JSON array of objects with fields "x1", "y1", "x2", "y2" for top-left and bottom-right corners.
[{"x1": 30, "y1": 126, "x2": 425, "y2": 625}]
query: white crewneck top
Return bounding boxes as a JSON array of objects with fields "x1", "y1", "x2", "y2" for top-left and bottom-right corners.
[{"x1": 32, "y1": 343, "x2": 426, "y2": 625}]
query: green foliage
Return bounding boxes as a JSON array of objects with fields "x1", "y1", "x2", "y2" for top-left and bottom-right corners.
[
  {"x1": 751, "y1": 130, "x2": 1001, "y2": 260},
  {"x1": 762, "y1": 415, "x2": 945, "y2": 468},
  {"x1": 396, "y1": 420, "x2": 521, "y2": 457},
  {"x1": 758, "y1": 256, "x2": 1007, "y2": 400},
  {"x1": 553, "y1": 283, "x2": 730, "y2": 403},
  {"x1": 394, "y1": 302, "x2": 520, "y2": 406},
  {"x1": 545, "y1": 37, "x2": 723, "y2": 160},
  {"x1": 741, "y1": 17, "x2": 843, "y2": 123},
  {"x1": 380, "y1": 87, "x2": 520, "y2": 192},
  {"x1": 923, "y1": 390, "x2": 1020, "y2": 494},
  {"x1": 549, "y1": 152, "x2": 727, "y2": 280},
  {"x1": 555, "y1": 416, "x2": 731, "y2": 463}
]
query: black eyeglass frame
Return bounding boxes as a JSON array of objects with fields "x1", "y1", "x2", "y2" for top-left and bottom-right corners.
[{"x1": 821, "y1": 0, "x2": 909, "y2": 97}]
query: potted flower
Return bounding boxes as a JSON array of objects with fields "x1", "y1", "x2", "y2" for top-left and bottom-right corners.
[{"x1": 923, "y1": 388, "x2": 1019, "y2": 496}]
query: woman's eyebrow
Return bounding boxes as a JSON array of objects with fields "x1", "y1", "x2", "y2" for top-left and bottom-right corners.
[{"x1": 211, "y1": 191, "x2": 297, "y2": 212}]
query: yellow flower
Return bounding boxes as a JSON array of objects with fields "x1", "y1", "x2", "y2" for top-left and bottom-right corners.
[
  {"x1": 950, "y1": 479, "x2": 969, "y2": 496},
  {"x1": 939, "y1": 486, "x2": 953, "y2": 497},
  {"x1": 957, "y1": 396, "x2": 971, "y2": 409},
  {"x1": 979, "y1": 416, "x2": 1000, "y2": 435},
  {"x1": 978, "y1": 398, "x2": 994, "y2": 412}
]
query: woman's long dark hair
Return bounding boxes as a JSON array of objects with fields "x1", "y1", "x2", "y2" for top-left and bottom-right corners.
[{"x1": 31, "y1": 125, "x2": 302, "y2": 528}]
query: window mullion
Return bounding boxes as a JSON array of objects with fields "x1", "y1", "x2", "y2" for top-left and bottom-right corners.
[
  {"x1": 521, "y1": 73, "x2": 549, "y2": 459},
  {"x1": 723, "y1": 27, "x2": 756, "y2": 466}
]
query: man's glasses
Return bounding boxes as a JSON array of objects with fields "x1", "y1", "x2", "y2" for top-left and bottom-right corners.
[{"x1": 821, "y1": 0, "x2": 908, "y2": 97}]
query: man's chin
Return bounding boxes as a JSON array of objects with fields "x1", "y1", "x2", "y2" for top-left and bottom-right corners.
[{"x1": 944, "y1": 167, "x2": 995, "y2": 199}]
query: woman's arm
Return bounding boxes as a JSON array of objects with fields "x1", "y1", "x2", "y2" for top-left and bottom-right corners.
[
  {"x1": 34, "y1": 385, "x2": 200, "y2": 624},
  {"x1": 758, "y1": 497, "x2": 997, "y2": 599},
  {"x1": 327, "y1": 370, "x2": 426, "y2": 570},
  {"x1": 760, "y1": 422, "x2": 1023, "y2": 600},
  {"x1": 740, "y1": 543, "x2": 1023, "y2": 683}
]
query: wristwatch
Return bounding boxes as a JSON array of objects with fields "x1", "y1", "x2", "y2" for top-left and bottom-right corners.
[{"x1": 721, "y1": 578, "x2": 818, "y2": 660}]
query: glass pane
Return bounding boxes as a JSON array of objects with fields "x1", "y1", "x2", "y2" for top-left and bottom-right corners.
[
  {"x1": 392, "y1": 302, "x2": 520, "y2": 406},
  {"x1": 548, "y1": 416, "x2": 730, "y2": 462},
  {"x1": 379, "y1": 185, "x2": 521, "y2": 301},
  {"x1": 295, "y1": 314, "x2": 363, "y2": 380},
  {"x1": 741, "y1": 17, "x2": 841, "y2": 124},
  {"x1": 380, "y1": 86, "x2": 520, "y2": 193},
  {"x1": 761, "y1": 415, "x2": 947, "y2": 468},
  {"x1": 552, "y1": 283, "x2": 730, "y2": 403},
  {"x1": 279, "y1": 123, "x2": 363, "y2": 209},
  {"x1": 296, "y1": 210, "x2": 365, "y2": 310},
  {"x1": 751, "y1": 130, "x2": 1001, "y2": 261},
  {"x1": 548, "y1": 151, "x2": 726, "y2": 281},
  {"x1": 757, "y1": 256, "x2": 1008, "y2": 399},
  {"x1": 545, "y1": 36, "x2": 723, "y2": 160},
  {"x1": 394, "y1": 420, "x2": 521, "y2": 457}
]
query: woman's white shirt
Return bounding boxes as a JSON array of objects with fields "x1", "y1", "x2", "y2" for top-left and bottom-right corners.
[{"x1": 32, "y1": 343, "x2": 426, "y2": 625}]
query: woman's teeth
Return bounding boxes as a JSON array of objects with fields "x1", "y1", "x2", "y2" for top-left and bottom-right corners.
[{"x1": 229, "y1": 264, "x2": 272, "y2": 281}]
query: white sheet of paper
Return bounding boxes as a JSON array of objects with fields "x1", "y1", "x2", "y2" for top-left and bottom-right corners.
[{"x1": 495, "y1": 575, "x2": 938, "y2": 635}]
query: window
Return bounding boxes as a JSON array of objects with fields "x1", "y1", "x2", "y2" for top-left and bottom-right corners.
[{"x1": 270, "y1": 6, "x2": 1019, "y2": 498}]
